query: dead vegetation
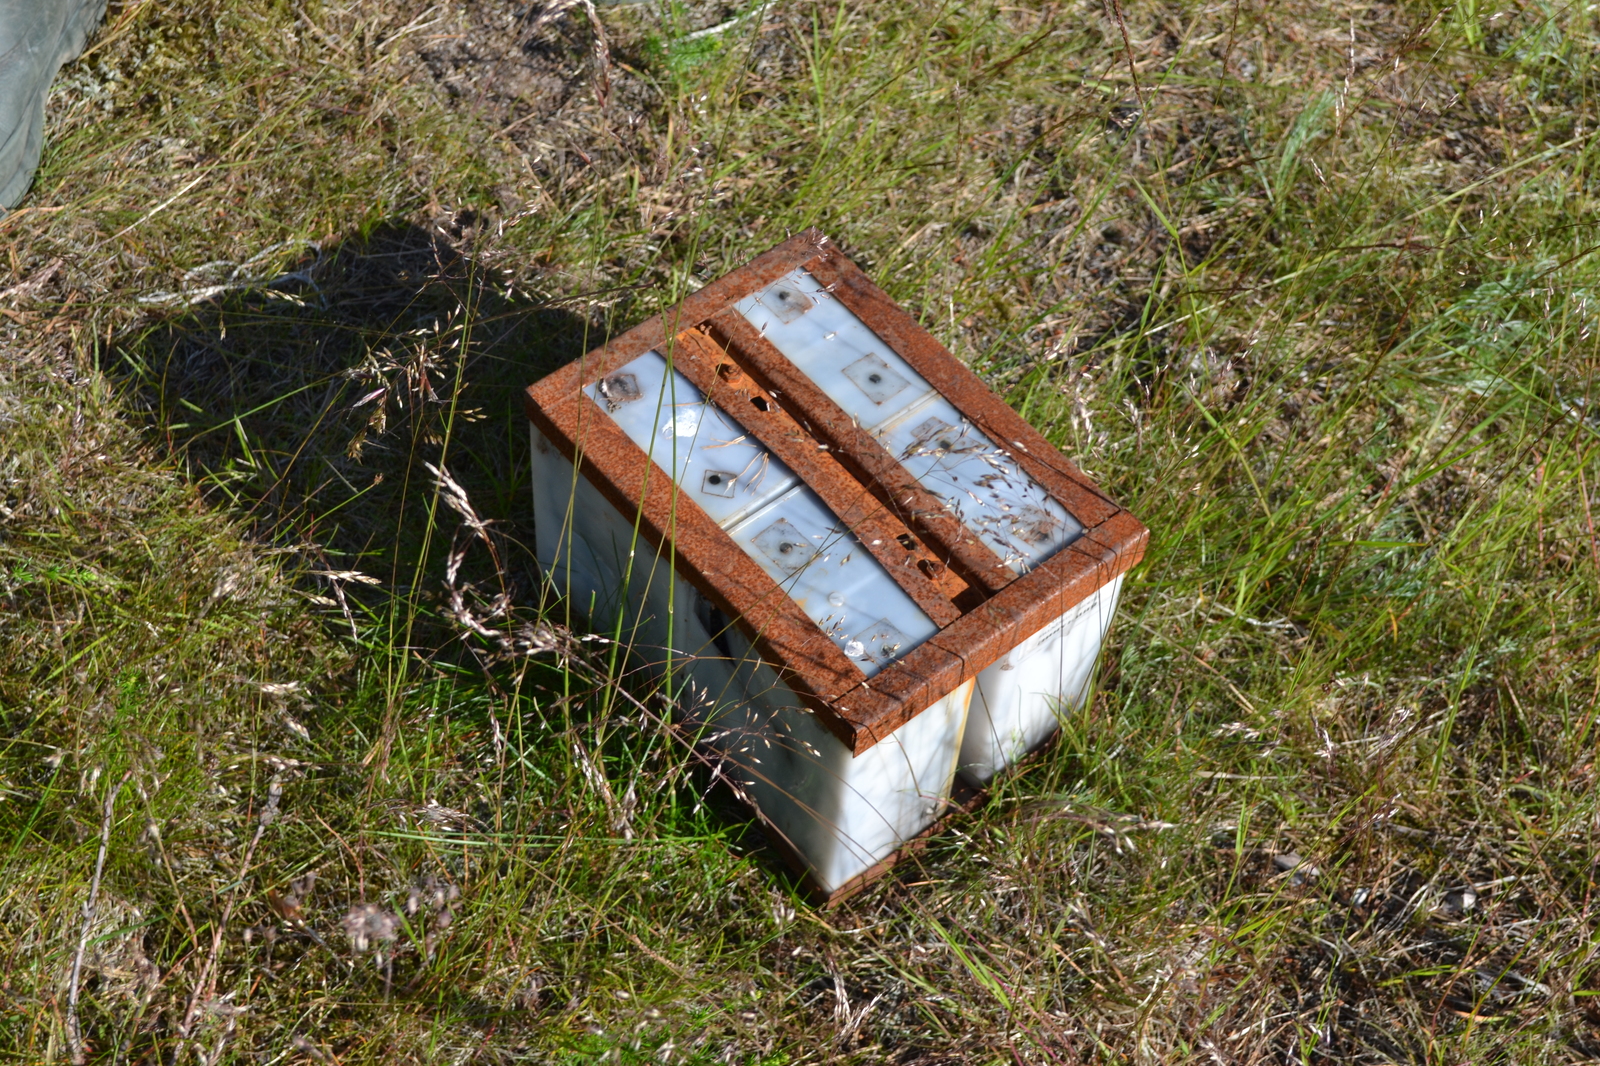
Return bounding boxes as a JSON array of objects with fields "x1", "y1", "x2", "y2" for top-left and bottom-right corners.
[{"x1": 1, "y1": 0, "x2": 1598, "y2": 1061}]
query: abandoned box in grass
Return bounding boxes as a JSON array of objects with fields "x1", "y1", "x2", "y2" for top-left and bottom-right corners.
[{"x1": 524, "y1": 231, "x2": 1147, "y2": 901}]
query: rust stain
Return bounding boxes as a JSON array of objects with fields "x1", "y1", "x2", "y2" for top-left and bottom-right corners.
[
  {"x1": 706, "y1": 308, "x2": 1016, "y2": 596},
  {"x1": 670, "y1": 327, "x2": 965, "y2": 627}
]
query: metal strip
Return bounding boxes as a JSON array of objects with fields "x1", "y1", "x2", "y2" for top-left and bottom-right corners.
[
  {"x1": 706, "y1": 307, "x2": 1016, "y2": 597},
  {"x1": 525, "y1": 390, "x2": 871, "y2": 746},
  {"x1": 668, "y1": 328, "x2": 965, "y2": 628},
  {"x1": 803, "y1": 253, "x2": 1122, "y2": 529}
]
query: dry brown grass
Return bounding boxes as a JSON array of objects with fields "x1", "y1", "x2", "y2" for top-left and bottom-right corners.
[{"x1": 1, "y1": 0, "x2": 1598, "y2": 1061}]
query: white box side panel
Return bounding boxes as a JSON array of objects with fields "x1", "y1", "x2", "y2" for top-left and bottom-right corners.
[
  {"x1": 532, "y1": 422, "x2": 622, "y2": 624},
  {"x1": 532, "y1": 423, "x2": 972, "y2": 893},
  {"x1": 958, "y1": 573, "x2": 1125, "y2": 785},
  {"x1": 533, "y1": 423, "x2": 730, "y2": 664},
  {"x1": 706, "y1": 637, "x2": 971, "y2": 894}
]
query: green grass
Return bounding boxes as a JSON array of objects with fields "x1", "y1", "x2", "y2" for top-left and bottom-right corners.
[{"x1": 2, "y1": 0, "x2": 1599, "y2": 1061}]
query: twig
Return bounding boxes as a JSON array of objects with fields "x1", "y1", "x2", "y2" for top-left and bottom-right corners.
[
  {"x1": 98, "y1": 171, "x2": 211, "y2": 249},
  {"x1": 67, "y1": 770, "x2": 133, "y2": 1066},
  {"x1": 172, "y1": 775, "x2": 282, "y2": 1065},
  {"x1": 581, "y1": 0, "x2": 611, "y2": 110},
  {"x1": 1102, "y1": 0, "x2": 1146, "y2": 116},
  {"x1": 1580, "y1": 465, "x2": 1600, "y2": 590}
]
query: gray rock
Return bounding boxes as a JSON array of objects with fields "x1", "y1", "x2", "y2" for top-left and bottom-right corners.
[
  {"x1": 1442, "y1": 887, "x2": 1478, "y2": 915},
  {"x1": 1272, "y1": 852, "x2": 1320, "y2": 885}
]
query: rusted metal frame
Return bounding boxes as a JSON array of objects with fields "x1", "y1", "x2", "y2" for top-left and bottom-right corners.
[
  {"x1": 830, "y1": 633, "x2": 964, "y2": 751},
  {"x1": 804, "y1": 253, "x2": 1122, "y2": 529},
  {"x1": 523, "y1": 229, "x2": 1149, "y2": 754},
  {"x1": 525, "y1": 391, "x2": 873, "y2": 748},
  {"x1": 832, "y1": 510, "x2": 1149, "y2": 748},
  {"x1": 926, "y1": 509, "x2": 1147, "y2": 688},
  {"x1": 668, "y1": 328, "x2": 964, "y2": 629},
  {"x1": 705, "y1": 307, "x2": 1017, "y2": 597},
  {"x1": 525, "y1": 230, "x2": 827, "y2": 415}
]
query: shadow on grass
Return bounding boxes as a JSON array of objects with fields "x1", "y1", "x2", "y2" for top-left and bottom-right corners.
[
  {"x1": 104, "y1": 218, "x2": 596, "y2": 644},
  {"x1": 100, "y1": 217, "x2": 813, "y2": 894}
]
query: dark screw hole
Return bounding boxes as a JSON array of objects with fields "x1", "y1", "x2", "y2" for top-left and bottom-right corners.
[
  {"x1": 938, "y1": 438, "x2": 954, "y2": 450},
  {"x1": 751, "y1": 396, "x2": 770, "y2": 412},
  {"x1": 867, "y1": 373, "x2": 883, "y2": 384},
  {"x1": 778, "y1": 542, "x2": 793, "y2": 553},
  {"x1": 707, "y1": 474, "x2": 722, "y2": 485}
]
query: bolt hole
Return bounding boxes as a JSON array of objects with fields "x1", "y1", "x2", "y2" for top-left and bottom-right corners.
[
  {"x1": 778, "y1": 542, "x2": 793, "y2": 553},
  {"x1": 707, "y1": 474, "x2": 722, "y2": 485},
  {"x1": 896, "y1": 534, "x2": 916, "y2": 551},
  {"x1": 867, "y1": 373, "x2": 883, "y2": 384},
  {"x1": 751, "y1": 396, "x2": 770, "y2": 412},
  {"x1": 938, "y1": 438, "x2": 954, "y2": 450}
]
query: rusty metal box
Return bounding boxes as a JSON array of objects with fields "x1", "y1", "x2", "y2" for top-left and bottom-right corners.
[{"x1": 524, "y1": 231, "x2": 1146, "y2": 901}]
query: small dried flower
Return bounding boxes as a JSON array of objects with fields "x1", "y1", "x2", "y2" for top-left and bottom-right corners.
[
  {"x1": 341, "y1": 904, "x2": 399, "y2": 953},
  {"x1": 406, "y1": 875, "x2": 460, "y2": 916}
]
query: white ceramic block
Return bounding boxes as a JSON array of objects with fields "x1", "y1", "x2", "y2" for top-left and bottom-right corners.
[{"x1": 958, "y1": 573, "x2": 1125, "y2": 785}]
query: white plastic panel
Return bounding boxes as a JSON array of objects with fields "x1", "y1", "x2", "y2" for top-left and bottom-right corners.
[
  {"x1": 531, "y1": 423, "x2": 696, "y2": 644},
  {"x1": 585, "y1": 350, "x2": 798, "y2": 529},
  {"x1": 958, "y1": 573, "x2": 1125, "y2": 785},
  {"x1": 531, "y1": 423, "x2": 972, "y2": 894},
  {"x1": 738, "y1": 269, "x2": 1082, "y2": 573},
  {"x1": 875, "y1": 394, "x2": 1083, "y2": 573},
  {"x1": 734, "y1": 270, "x2": 936, "y2": 430},
  {"x1": 705, "y1": 659, "x2": 973, "y2": 894},
  {"x1": 723, "y1": 485, "x2": 938, "y2": 676},
  {"x1": 530, "y1": 422, "x2": 624, "y2": 624}
]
